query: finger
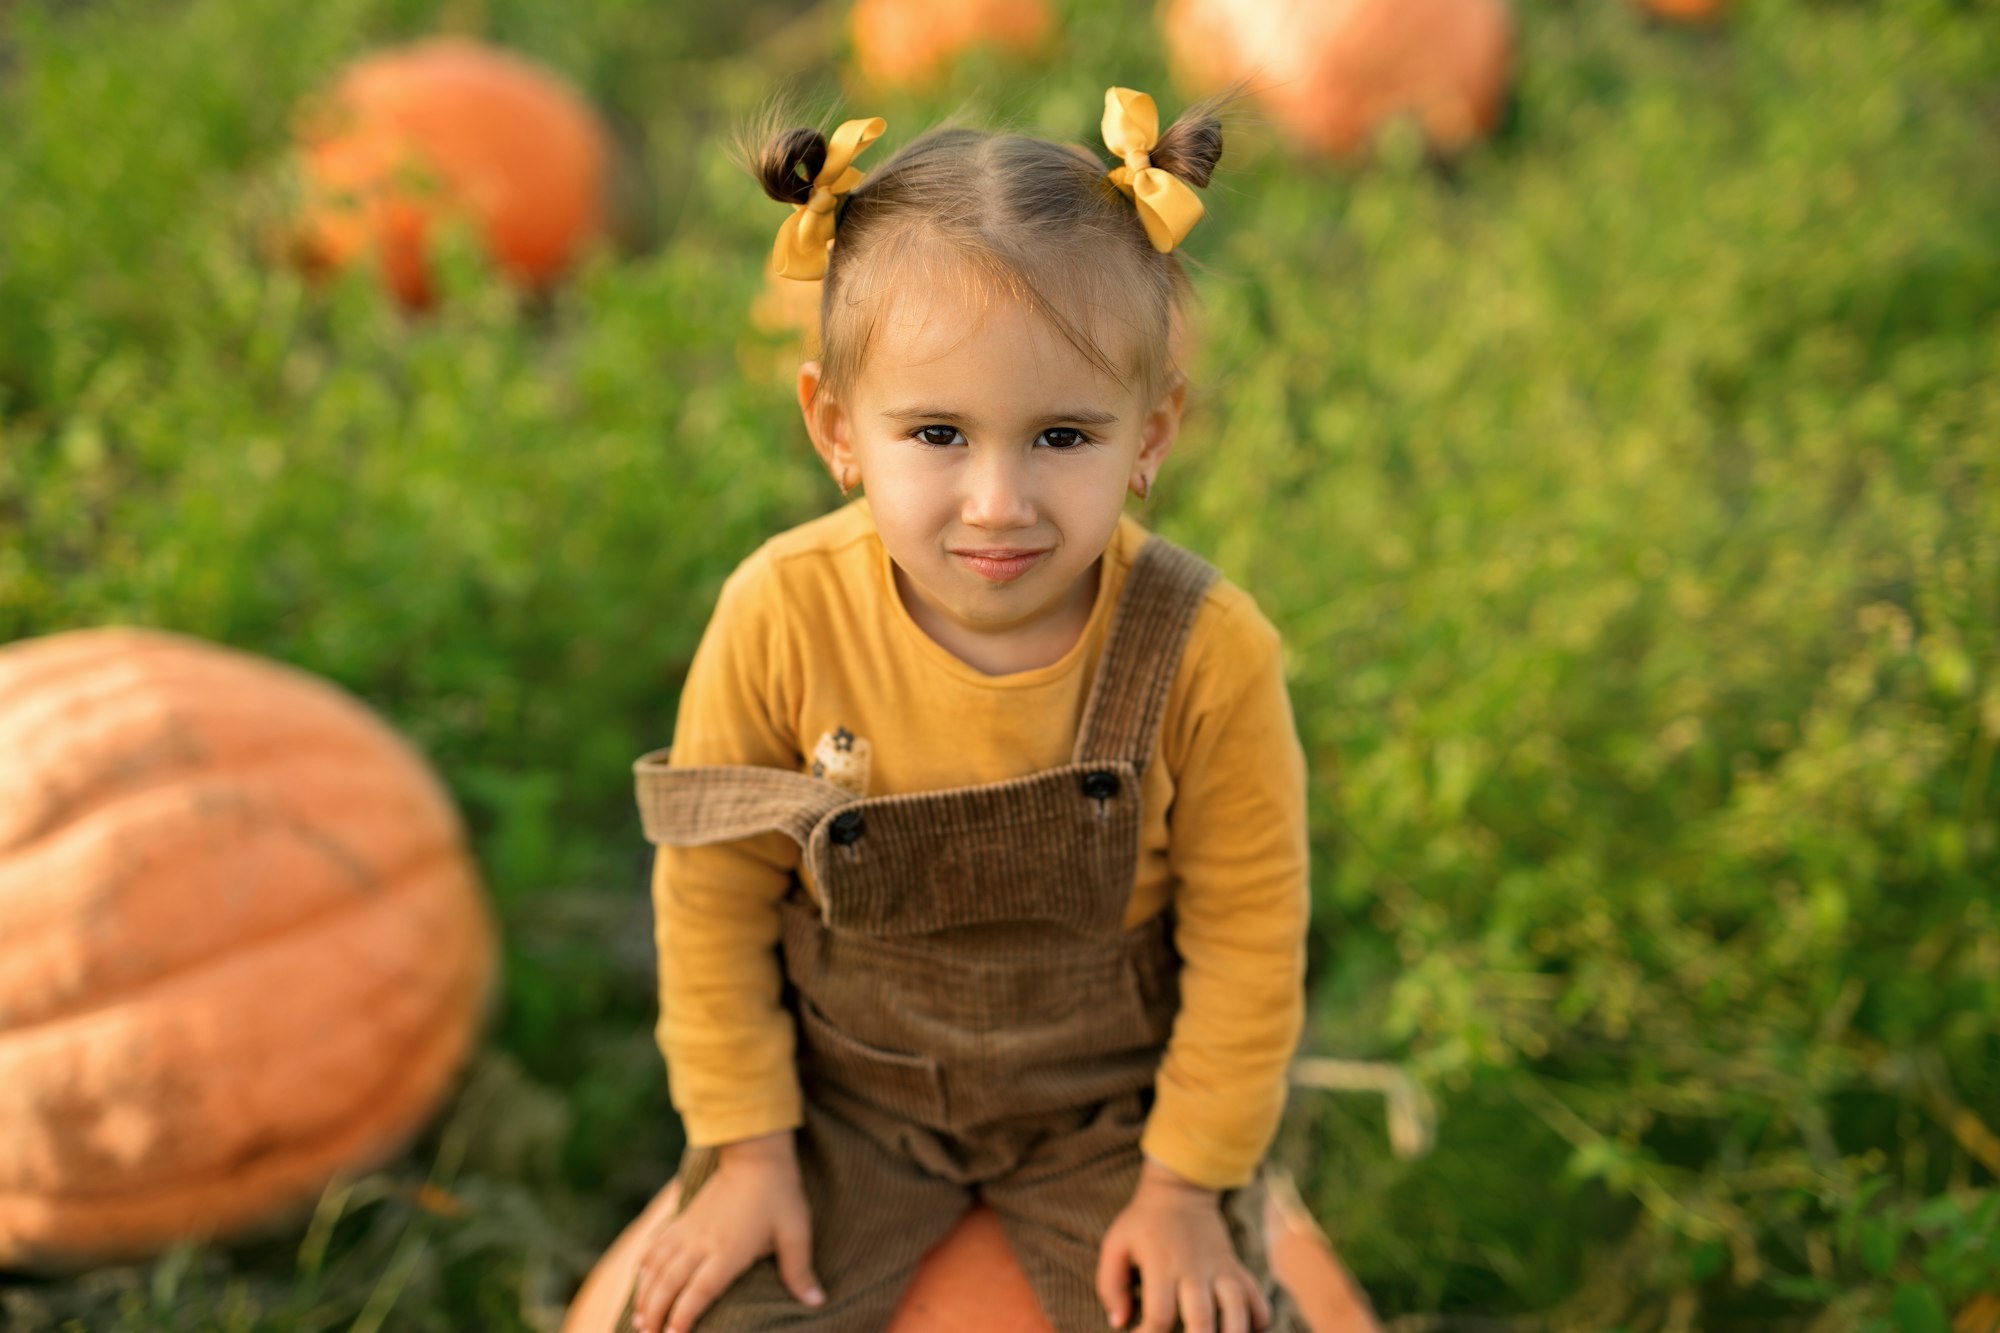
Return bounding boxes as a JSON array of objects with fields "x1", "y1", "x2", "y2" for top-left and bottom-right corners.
[
  {"x1": 639, "y1": 1248, "x2": 702, "y2": 1333},
  {"x1": 1139, "y1": 1260, "x2": 1177, "y2": 1333},
  {"x1": 774, "y1": 1211, "x2": 826, "y2": 1308},
  {"x1": 1095, "y1": 1233, "x2": 1133, "y2": 1329},
  {"x1": 628, "y1": 1240, "x2": 659, "y2": 1331},
  {"x1": 628, "y1": 1248, "x2": 676, "y2": 1328},
  {"x1": 665, "y1": 1257, "x2": 728, "y2": 1333},
  {"x1": 1216, "y1": 1275, "x2": 1251, "y2": 1333},
  {"x1": 1245, "y1": 1269, "x2": 1274, "y2": 1329},
  {"x1": 1179, "y1": 1276, "x2": 1217, "y2": 1333}
]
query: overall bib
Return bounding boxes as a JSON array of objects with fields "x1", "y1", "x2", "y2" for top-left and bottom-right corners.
[{"x1": 623, "y1": 534, "x2": 1305, "y2": 1332}]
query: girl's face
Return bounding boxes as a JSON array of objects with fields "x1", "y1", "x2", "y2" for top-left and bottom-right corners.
[{"x1": 799, "y1": 280, "x2": 1183, "y2": 675}]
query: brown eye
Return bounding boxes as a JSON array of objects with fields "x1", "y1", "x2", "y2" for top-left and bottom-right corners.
[
  {"x1": 916, "y1": 425, "x2": 963, "y2": 447},
  {"x1": 1039, "y1": 428, "x2": 1089, "y2": 450}
]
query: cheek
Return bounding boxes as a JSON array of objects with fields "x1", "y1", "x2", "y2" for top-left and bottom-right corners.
[
  {"x1": 859, "y1": 453, "x2": 945, "y2": 543},
  {"x1": 1069, "y1": 491, "x2": 1127, "y2": 551},
  {"x1": 861, "y1": 440, "x2": 959, "y2": 497},
  {"x1": 1060, "y1": 452, "x2": 1139, "y2": 528},
  {"x1": 1052, "y1": 445, "x2": 1140, "y2": 501}
]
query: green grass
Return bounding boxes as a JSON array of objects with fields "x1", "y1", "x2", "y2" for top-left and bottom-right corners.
[{"x1": 3, "y1": 0, "x2": 1997, "y2": 1327}]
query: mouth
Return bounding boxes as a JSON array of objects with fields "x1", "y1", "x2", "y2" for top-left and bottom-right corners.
[{"x1": 952, "y1": 548, "x2": 1049, "y2": 582}]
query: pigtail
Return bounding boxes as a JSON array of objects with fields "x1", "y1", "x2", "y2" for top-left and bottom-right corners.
[
  {"x1": 754, "y1": 127, "x2": 830, "y2": 205},
  {"x1": 1149, "y1": 93, "x2": 1231, "y2": 189},
  {"x1": 730, "y1": 92, "x2": 836, "y2": 204}
]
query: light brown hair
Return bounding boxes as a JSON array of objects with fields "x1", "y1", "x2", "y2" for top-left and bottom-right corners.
[{"x1": 743, "y1": 100, "x2": 1226, "y2": 407}]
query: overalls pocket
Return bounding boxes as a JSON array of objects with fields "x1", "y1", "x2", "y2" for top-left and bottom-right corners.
[{"x1": 795, "y1": 993, "x2": 952, "y2": 1128}]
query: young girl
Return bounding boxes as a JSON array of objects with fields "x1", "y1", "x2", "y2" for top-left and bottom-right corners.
[{"x1": 622, "y1": 87, "x2": 1311, "y2": 1333}]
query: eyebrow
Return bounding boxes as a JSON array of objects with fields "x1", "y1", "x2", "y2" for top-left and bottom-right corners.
[{"x1": 880, "y1": 405, "x2": 1122, "y2": 426}]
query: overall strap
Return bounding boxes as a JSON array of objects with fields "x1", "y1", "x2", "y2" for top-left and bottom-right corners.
[
  {"x1": 1072, "y1": 534, "x2": 1220, "y2": 771},
  {"x1": 632, "y1": 746, "x2": 852, "y2": 849}
]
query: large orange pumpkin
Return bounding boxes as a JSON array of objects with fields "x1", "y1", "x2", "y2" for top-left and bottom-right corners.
[
  {"x1": 849, "y1": 0, "x2": 1053, "y2": 89},
  {"x1": 1162, "y1": 0, "x2": 1514, "y2": 157},
  {"x1": 562, "y1": 1179, "x2": 1381, "y2": 1331},
  {"x1": 294, "y1": 37, "x2": 609, "y2": 309},
  {"x1": 0, "y1": 627, "x2": 498, "y2": 1267}
]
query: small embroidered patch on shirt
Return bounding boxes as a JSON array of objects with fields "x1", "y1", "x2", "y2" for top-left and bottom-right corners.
[{"x1": 809, "y1": 725, "x2": 872, "y2": 795}]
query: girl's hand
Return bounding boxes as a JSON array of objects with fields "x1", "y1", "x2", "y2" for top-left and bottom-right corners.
[
  {"x1": 1095, "y1": 1159, "x2": 1274, "y2": 1333},
  {"x1": 630, "y1": 1130, "x2": 825, "y2": 1333}
]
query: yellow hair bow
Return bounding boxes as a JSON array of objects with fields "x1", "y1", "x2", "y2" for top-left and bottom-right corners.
[
  {"x1": 1102, "y1": 87, "x2": 1205, "y2": 254},
  {"x1": 771, "y1": 116, "x2": 888, "y2": 281}
]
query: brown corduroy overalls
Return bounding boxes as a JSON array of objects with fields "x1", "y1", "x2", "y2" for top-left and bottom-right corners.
[{"x1": 622, "y1": 535, "x2": 1305, "y2": 1333}]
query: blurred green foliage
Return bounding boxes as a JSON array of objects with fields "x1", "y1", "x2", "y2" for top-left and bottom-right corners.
[{"x1": 2, "y1": 0, "x2": 1996, "y2": 1327}]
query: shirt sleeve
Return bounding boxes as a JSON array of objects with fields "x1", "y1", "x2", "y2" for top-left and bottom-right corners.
[
  {"x1": 649, "y1": 547, "x2": 807, "y2": 1146},
  {"x1": 1140, "y1": 599, "x2": 1311, "y2": 1189}
]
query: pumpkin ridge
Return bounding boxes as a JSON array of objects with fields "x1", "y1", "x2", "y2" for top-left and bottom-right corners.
[
  {"x1": 0, "y1": 628, "x2": 199, "y2": 704},
  {"x1": 1, "y1": 764, "x2": 460, "y2": 1020},
  {"x1": 0, "y1": 733, "x2": 454, "y2": 865},
  {"x1": 0, "y1": 839, "x2": 478, "y2": 1041},
  {"x1": 0, "y1": 949, "x2": 490, "y2": 1265},
  {"x1": 0, "y1": 672, "x2": 439, "y2": 856},
  {"x1": 0, "y1": 852, "x2": 494, "y2": 1192},
  {"x1": 0, "y1": 910, "x2": 492, "y2": 1202},
  {"x1": 0, "y1": 632, "x2": 371, "y2": 756}
]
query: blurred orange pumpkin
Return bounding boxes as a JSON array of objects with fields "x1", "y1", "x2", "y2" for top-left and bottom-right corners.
[
  {"x1": 849, "y1": 0, "x2": 1053, "y2": 89},
  {"x1": 293, "y1": 37, "x2": 609, "y2": 308},
  {"x1": 1639, "y1": 0, "x2": 1731, "y2": 21},
  {"x1": 0, "y1": 627, "x2": 498, "y2": 1266},
  {"x1": 561, "y1": 1178, "x2": 1381, "y2": 1331},
  {"x1": 1162, "y1": 0, "x2": 1514, "y2": 157}
]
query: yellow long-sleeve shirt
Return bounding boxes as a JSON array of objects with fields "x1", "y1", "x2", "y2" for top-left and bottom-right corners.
[{"x1": 651, "y1": 499, "x2": 1309, "y2": 1189}]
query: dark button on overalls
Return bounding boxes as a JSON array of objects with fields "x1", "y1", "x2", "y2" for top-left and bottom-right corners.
[{"x1": 621, "y1": 534, "x2": 1304, "y2": 1332}]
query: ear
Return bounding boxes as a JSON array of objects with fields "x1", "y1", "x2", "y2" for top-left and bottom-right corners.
[
  {"x1": 1131, "y1": 373, "x2": 1187, "y2": 487},
  {"x1": 797, "y1": 361, "x2": 856, "y2": 485}
]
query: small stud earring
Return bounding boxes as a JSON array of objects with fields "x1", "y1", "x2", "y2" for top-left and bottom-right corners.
[
  {"x1": 1131, "y1": 473, "x2": 1151, "y2": 501},
  {"x1": 839, "y1": 468, "x2": 856, "y2": 498}
]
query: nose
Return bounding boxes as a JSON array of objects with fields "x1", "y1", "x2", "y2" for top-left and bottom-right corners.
[{"x1": 960, "y1": 447, "x2": 1036, "y2": 531}]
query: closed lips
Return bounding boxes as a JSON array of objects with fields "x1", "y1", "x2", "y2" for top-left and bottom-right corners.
[{"x1": 954, "y1": 549, "x2": 1048, "y2": 582}]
